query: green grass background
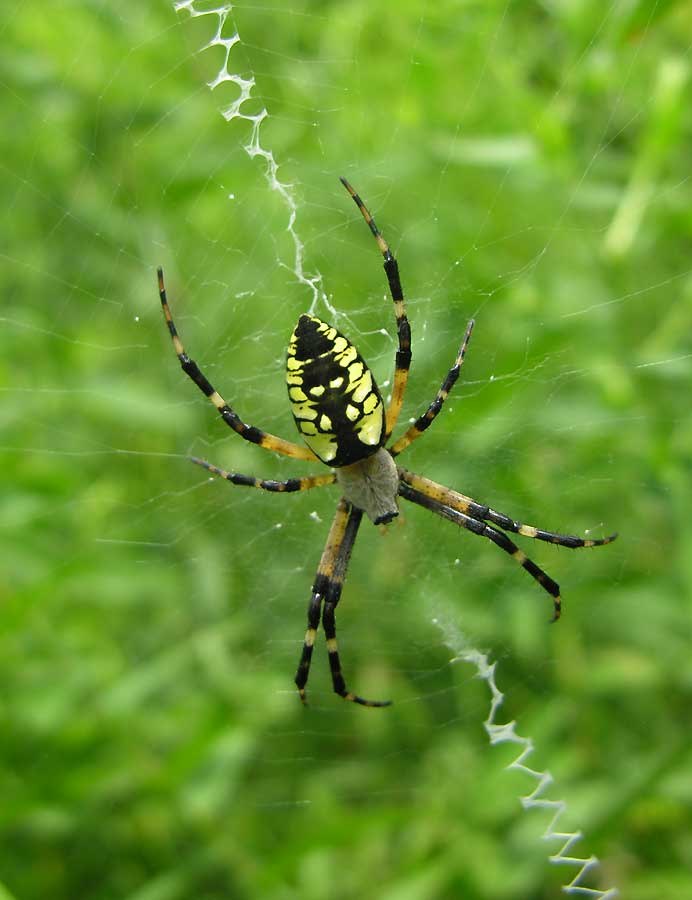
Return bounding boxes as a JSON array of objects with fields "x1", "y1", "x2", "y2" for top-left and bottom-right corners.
[{"x1": 2, "y1": 2, "x2": 691, "y2": 898}]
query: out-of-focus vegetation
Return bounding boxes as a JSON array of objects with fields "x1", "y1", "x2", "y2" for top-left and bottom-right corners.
[{"x1": 2, "y1": 2, "x2": 691, "y2": 898}]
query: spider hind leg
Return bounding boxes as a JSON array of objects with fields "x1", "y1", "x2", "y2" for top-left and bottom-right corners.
[
  {"x1": 189, "y1": 456, "x2": 336, "y2": 493},
  {"x1": 340, "y1": 178, "x2": 411, "y2": 439},
  {"x1": 157, "y1": 267, "x2": 316, "y2": 461}
]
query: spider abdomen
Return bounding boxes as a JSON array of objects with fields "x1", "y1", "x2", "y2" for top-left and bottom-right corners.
[{"x1": 287, "y1": 315, "x2": 386, "y2": 466}]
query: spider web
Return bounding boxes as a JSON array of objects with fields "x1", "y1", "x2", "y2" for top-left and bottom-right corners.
[{"x1": 2, "y1": 2, "x2": 691, "y2": 899}]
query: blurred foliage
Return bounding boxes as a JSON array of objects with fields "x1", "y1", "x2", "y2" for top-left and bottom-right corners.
[{"x1": 1, "y1": 2, "x2": 691, "y2": 899}]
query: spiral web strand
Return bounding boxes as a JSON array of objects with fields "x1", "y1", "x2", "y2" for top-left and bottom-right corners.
[
  {"x1": 174, "y1": 1, "x2": 325, "y2": 309},
  {"x1": 437, "y1": 616, "x2": 618, "y2": 898}
]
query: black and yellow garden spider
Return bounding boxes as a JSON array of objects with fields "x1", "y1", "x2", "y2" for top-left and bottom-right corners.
[{"x1": 158, "y1": 177, "x2": 617, "y2": 708}]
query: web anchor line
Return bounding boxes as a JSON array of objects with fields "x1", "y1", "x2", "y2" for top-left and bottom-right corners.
[
  {"x1": 173, "y1": 1, "x2": 325, "y2": 310},
  {"x1": 435, "y1": 619, "x2": 619, "y2": 899}
]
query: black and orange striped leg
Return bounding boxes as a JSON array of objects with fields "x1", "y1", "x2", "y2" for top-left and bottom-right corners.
[
  {"x1": 399, "y1": 482, "x2": 564, "y2": 621},
  {"x1": 190, "y1": 457, "x2": 336, "y2": 493},
  {"x1": 295, "y1": 498, "x2": 350, "y2": 704},
  {"x1": 339, "y1": 178, "x2": 411, "y2": 438},
  {"x1": 321, "y1": 505, "x2": 391, "y2": 707},
  {"x1": 157, "y1": 268, "x2": 317, "y2": 462},
  {"x1": 294, "y1": 590, "x2": 323, "y2": 703},
  {"x1": 295, "y1": 498, "x2": 392, "y2": 707},
  {"x1": 390, "y1": 319, "x2": 475, "y2": 457},
  {"x1": 398, "y1": 469, "x2": 618, "y2": 550}
]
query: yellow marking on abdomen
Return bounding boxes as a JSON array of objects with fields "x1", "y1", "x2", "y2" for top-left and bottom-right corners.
[
  {"x1": 357, "y1": 405, "x2": 384, "y2": 445},
  {"x1": 348, "y1": 361, "x2": 364, "y2": 383},
  {"x1": 351, "y1": 371, "x2": 373, "y2": 403},
  {"x1": 363, "y1": 393, "x2": 379, "y2": 414},
  {"x1": 336, "y1": 346, "x2": 358, "y2": 367}
]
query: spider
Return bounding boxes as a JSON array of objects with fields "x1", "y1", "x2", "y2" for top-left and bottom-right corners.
[{"x1": 158, "y1": 177, "x2": 617, "y2": 708}]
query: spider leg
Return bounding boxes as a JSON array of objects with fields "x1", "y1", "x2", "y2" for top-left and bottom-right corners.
[
  {"x1": 295, "y1": 498, "x2": 350, "y2": 704},
  {"x1": 158, "y1": 268, "x2": 317, "y2": 462},
  {"x1": 398, "y1": 469, "x2": 618, "y2": 548},
  {"x1": 190, "y1": 457, "x2": 336, "y2": 492},
  {"x1": 389, "y1": 319, "x2": 475, "y2": 458},
  {"x1": 340, "y1": 178, "x2": 411, "y2": 440},
  {"x1": 399, "y1": 481, "x2": 564, "y2": 621},
  {"x1": 295, "y1": 498, "x2": 392, "y2": 707}
]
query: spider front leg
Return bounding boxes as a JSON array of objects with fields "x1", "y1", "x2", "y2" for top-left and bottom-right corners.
[
  {"x1": 157, "y1": 268, "x2": 316, "y2": 462},
  {"x1": 399, "y1": 481, "x2": 565, "y2": 621},
  {"x1": 295, "y1": 498, "x2": 392, "y2": 708},
  {"x1": 340, "y1": 178, "x2": 411, "y2": 439},
  {"x1": 398, "y1": 469, "x2": 618, "y2": 549}
]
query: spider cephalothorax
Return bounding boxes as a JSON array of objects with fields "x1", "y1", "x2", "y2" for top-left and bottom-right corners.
[{"x1": 158, "y1": 177, "x2": 617, "y2": 708}]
